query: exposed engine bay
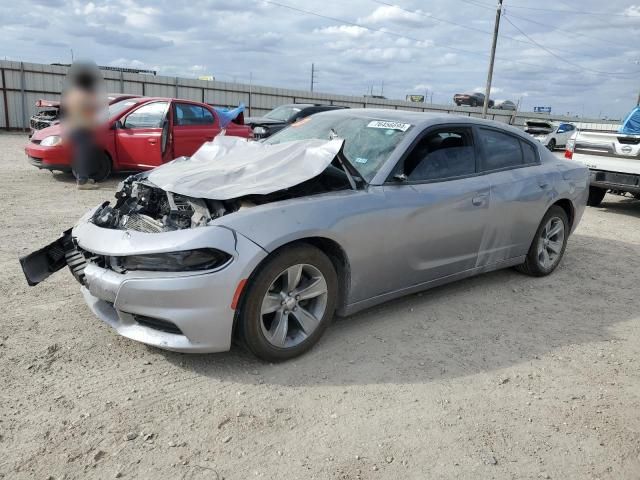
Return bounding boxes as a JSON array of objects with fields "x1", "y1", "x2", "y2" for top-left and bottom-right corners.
[{"x1": 91, "y1": 162, "x2": 354, "y2": 233}]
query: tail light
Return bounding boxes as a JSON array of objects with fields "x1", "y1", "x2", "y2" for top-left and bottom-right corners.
[{"x1": 564, "y1": 137, "x2": 575, "y2": 159}]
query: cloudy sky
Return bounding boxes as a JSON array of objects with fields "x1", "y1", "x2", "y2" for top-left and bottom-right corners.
[{"x1": 2, "y1": 0, "x2": 639, "y2": 118}]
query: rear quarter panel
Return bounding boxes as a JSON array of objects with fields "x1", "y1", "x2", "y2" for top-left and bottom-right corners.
[{"x1": 542, "y1": 149, "x2": 589, "y2": 233}]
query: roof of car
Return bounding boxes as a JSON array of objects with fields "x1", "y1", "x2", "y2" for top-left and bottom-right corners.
[{"x1": 315, "y1": 108, "x2": 530, "y2": 137}]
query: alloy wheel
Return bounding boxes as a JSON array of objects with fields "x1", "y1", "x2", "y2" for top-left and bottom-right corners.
[
  {"x1": 537, "y1": 216, "x2": 565, "y2": 270},
  {"x1": 259, "y1": 264, "x2": 328, "y2": 348}
]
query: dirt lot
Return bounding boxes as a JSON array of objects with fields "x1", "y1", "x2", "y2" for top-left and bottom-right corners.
[{"x1": 1, "y1": 131, "x2": 640, "y2": 480}]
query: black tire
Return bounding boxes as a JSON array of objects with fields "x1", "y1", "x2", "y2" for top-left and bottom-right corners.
[
  {"x1": 92, "y1": 151, "x2": 112, "y2": 182},
  {"x1": 238, "y1": 244, "x2": 338, "y2": 361},
  {"x1": 632, "y1": 193, "x2": 640, "y2": 201},
  {"x1": 71, "y1": 151, "x2": 112, "y2": 182},
  {"x1": 547, "y1": 139, "x2": 556, "y2": 151},
  {"x1": 587, "y1": 186, "x2": 607, "y2": 207},
  {"x1": 516, "y1": 205, "x2": 569, "y2": 277}
]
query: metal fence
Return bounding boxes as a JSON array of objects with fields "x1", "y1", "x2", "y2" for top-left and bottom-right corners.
[{"x1": 0, "y1": 60, "x2": 621, "y2": 131}]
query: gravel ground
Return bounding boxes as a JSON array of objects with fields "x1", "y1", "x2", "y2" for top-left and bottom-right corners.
[{"x1": 1, "y1": 131, "x2": 640, "y2": 480}]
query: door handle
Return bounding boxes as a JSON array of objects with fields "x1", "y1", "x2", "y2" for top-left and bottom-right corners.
[
  {"x1": 472, "y1": 194, "x2": 488, "y2": 206},
  {"x1": 148, "y1": 138, "x2": 157, "y2": 145}
]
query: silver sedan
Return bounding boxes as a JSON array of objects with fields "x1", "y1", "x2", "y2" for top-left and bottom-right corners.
[{"x1": 21, "y1": 109, "x2": 589, "y2": 361}]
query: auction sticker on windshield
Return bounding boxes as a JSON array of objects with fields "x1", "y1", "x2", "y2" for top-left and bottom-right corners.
[{"x1": 367, "y1": 120, "x2": 412, "y2": 132}]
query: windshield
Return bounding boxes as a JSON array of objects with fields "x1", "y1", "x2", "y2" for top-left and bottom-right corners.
[
  {"x1": 265, "y1": 105, "x2": 302, "y2": 122},
  {"x1": 108, "y1": 99, "x2": 138, "y2": 119},
  {"x1": 264, "y1": 113, "x2": 412, "y2": 181}
]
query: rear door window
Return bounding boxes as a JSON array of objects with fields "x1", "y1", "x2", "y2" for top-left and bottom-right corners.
[{"x1": 478, "y1": 128, "x2": 524, "y2": 171}]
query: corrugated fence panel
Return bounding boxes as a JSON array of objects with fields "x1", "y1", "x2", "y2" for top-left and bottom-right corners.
[
  {"x1": 0, "y1": 60, "x2": 621, "y2": 130},
  {"x1": 0, "y1": 68, "x2": 5, "y2": 129}
]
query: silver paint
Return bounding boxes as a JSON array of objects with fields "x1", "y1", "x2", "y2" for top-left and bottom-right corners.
[{"x1": 73, "y1": 109, "x2": 589, "y2": 353}]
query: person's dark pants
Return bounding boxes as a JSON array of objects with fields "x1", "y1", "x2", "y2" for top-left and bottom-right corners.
[{"x1": 70, "y1": 129, "x2": 97, "y2": 184}]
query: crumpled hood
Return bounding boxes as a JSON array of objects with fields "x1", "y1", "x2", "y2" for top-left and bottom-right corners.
[{"x1": 147, "y1": 136, "x2": 344, "y2": 200}]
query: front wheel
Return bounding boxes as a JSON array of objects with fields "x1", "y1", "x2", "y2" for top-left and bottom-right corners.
[
  {"x1": 547, "y1": 139, "x2": 556, "y2": 151},
  {"x1": 71, "y1": 151, "x2": 112, "y2": 182},
  {"x1": 238, "y1": 244, "x2": 338, "y2": 361},
  {"x1": 587, "y1": 186, "x2": 607, "y2": 207},
  {"x1": 516, "y1": 206, "x2": 569, "y2": 277}
]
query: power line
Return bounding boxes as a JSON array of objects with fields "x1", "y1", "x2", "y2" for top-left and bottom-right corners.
[
  {"x1": 458, "y1": 0, "x2": 624, "y2": 49},
  {"x1": 261, "y1": 0, "x2": 638, "y2": 78},
  {"x1": 371, "y1": 0, "x2": 603, "y2": 60},
  {"x1": 495, "y1": 3, "x2": 636, "y2": 17},
  {"x1": 502, "y1": 14, "x2": 639, "y2": 76},
  {"x1": 261, "y1": 0, "x2": 487, "y2": 57}
]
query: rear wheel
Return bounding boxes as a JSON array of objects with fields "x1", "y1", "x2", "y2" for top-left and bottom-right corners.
[
  {"x1": 587, "y1": 186, "x2": 607, "y2": 207},
  {"x1": 633, "y1": 193, "x2": 640, "y2": 201},
  {"x1": 238, "y1": 244, "x2": 337, "y2": 361},
  {"x1": 516, "y1": 206, "x2": 569, "y2": 277}
]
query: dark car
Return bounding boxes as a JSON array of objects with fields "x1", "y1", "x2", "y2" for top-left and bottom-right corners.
[
  {"x1": 246, "y1": 103, "x2": 347, "y2": 139},
  {"x1": 453, "y1": 92, "x2": 494, "y2": 108}
]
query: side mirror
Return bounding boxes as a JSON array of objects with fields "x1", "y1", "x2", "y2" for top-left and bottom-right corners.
[{"x1": 112, "y1": 120, "x2": 124, "y2": 130}]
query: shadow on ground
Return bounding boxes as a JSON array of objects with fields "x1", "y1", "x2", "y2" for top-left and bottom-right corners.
[
  {"x1": 49, "y1": 170, "x2": 130, "y2": 187},
  {"x1": 599, "y1": 195, "x2": 640, "y2": 219},
  {"x1": 156, "y1": 232, "x2": 639, "y2": 387}
]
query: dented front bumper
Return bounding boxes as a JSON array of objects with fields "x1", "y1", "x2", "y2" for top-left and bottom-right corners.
[{"x1": 21, "y1": 214, "x2": 268, "y2": 353}]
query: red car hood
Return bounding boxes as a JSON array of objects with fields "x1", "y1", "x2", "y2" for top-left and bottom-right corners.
[{"x1": 31, "y1": 123, "x2": 63, "y2": 141}]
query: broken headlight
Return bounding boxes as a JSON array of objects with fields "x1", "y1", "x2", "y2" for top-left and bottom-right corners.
[{"x1": 113, "y1": 248, "x2": 231, "y2": 272}]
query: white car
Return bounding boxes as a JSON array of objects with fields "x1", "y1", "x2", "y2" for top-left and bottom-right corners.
[{"x1": 525, "y1": 120, "x2": 576, "y2": 150}]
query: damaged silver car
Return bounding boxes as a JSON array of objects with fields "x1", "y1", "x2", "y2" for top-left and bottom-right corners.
[{"x1": 20, "y1": 109, "x2": 589, "y2": 361}]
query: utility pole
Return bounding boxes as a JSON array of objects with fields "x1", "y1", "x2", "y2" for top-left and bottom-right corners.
[
  {"x1": 482, "y1": 0, "x2": 503, "y2": 118},
  {"x1": 635, "y1": 61, "x2": 640, "y2": 106},
  {"x1": 310, "y1": 63, "x2": 316, "y2": 92}
]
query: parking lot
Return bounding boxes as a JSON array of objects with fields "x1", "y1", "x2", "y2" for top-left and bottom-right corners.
[{"x1": 2, "y1": 130, "x2": 640, "y2": 479}]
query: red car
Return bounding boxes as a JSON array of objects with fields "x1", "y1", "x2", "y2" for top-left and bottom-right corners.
[
  {"x1": 25, "y1": 97, "x2": 252, "y2": 180},
  {"x1": 29, "y1": 94, "x2": 140, "y2": 137}
]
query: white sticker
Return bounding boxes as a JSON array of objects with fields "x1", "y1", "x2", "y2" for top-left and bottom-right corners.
[
  {"x1": 367, "y1": 120, "x2": 412, "y2": 132},
  {"x1": 355, "y1": 157, "x2": 368, "y2": 164}
]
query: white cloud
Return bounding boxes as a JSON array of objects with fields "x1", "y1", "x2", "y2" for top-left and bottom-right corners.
[
  {"x1": 624, "y1": 5, "x2": 640, "y2": 16},
  {"x1": 315, "y1": 25, "x2": 370, "y2": 38},
  {"x1": 359, "y1": 5, "x2": 425, "y2": 27},
  {"x1": 4, "y1": 0, "x2": 639, "y2": 118},
  {"x1": 474, "y1": 86, "x2": 503, "y2": 94}
]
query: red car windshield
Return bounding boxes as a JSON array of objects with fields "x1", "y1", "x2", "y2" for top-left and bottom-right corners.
[{"x1": 108, "y1": 99, "x2": 139, "y2": 119}]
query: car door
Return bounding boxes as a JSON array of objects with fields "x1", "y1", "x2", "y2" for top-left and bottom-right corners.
[
  {"x1": 115, "y1": 101, "x2": 172, "y2": 169},
  {"x1": 172, "y1": 102, "x2": 220, "y2": 158},
  {"x1": 556, "y1": 123, "x2": 574, "y2": 147},
  {"x1": 474, "y1": 127, "x2": 550, "y2": 266},
  {"x1": 380, "y1": 125, "x2": 490, "y2": 291}
]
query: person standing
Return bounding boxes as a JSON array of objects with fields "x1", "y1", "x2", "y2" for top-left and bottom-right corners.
[{"x1": 62, "y1": 61, "x2": 105, "y2": 190}]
